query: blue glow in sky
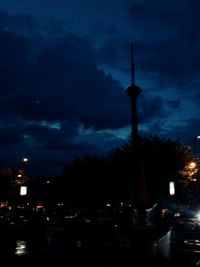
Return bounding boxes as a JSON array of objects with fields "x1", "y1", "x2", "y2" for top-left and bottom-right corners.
[{"x1": 0, "y1": 0, "x2": 200, "y2": 176}]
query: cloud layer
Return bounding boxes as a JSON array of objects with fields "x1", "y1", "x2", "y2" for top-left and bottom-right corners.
[{"x1": 0, "y1": 0, "x2": 200, "y2": 175}]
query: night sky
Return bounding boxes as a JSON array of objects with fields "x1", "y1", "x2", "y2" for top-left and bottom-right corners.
[{"x1": 0, "y1": 0, "x2": 200, "y2": 176}]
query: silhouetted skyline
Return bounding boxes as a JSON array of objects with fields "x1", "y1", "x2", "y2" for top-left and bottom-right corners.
[{"x1": 0, "y1": 0, "x2": 199, "y2": 176}]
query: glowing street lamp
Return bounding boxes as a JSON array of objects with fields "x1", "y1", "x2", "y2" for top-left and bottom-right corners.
[
  {"x1": 22, "y1": 157, "x2": 28, "y2": 163},
  {"x1": 188, "y1": 161, "x2": 197, "y2": 169},
  {"x1": 21, "y1": 156, "x2": 29, "y2": 179}
]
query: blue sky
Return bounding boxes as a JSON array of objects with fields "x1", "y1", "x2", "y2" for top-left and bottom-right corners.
[{"x1": 0, "y1": 0, "x2": 200, "y2": 176}]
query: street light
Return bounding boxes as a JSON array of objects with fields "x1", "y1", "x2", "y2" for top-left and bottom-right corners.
[
  {"x1": 22, "y1": 157, "x2": 28, "y2": 163},
  {"x1": 21, "y1": 157, "x2": 29, "y2": 175},
  {"x1": 186, "y1": 161, "x2": 198, "y2": 182},
  {"x1": 188, "y1": 161, "x2": 197, "y2": 169}
]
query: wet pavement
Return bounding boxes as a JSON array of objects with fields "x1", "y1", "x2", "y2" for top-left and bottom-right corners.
[
  {"x1": 0, "y1": 219, "x2": 172, "y2": 266},
  {"x1": 0, "y1": 208, "x2": 200, "y2": 266}
]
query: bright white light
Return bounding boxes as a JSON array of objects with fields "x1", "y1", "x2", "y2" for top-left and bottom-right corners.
[
  {"x1": 22, "y1": 157, "x2": 28, "y2": 162},
  {"x1": 20, "y1": 186, "x2": 27, "y2": 196},
  {"x1": 169, "y1": 181, "x2": 175, "y2": 195}
]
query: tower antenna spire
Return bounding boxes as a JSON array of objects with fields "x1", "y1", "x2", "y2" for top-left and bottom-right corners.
[{"x1": 131, "y1": 43, "x2": 135, "y2": 86}]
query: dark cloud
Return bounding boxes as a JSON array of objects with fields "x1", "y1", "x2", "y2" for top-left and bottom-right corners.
[
  {"x1": 1, "y1": 29, "x2": 130, "y2": 130},
  {"x1": 89, "y1": 21, "x2": 119, "y2": 36},
  {"x1": 125, "y1": 1, "x2": 200, "y2": 92},
  {"x1": 0, "y1": 125, "x2": 24, "y2": 147},
  {"x1": 0, "y1": 30, "x2": 32, "y2": 94},
  {"x1": 0, "y1": 11, "x2": 36, "y2": 32},
  {"x1": 166, "y1": 100, "x2": 180, "y2": 110},
  {"x1": 138, "y1": 95, "x2": 172, "y2": 125},
  {"x1": 0, "y1": 11, "x2": 132, "y2": 175},
  {"x1": 0, "y1": 1, "x2": 199, "y2": 175}
]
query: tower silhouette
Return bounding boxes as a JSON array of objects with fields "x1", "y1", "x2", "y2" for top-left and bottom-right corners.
[
  {"x1": 126, "y1": 43, "x2": 142, "y2": 148},
  {"x1": 125, "y1": 43, "x2": 148, "y2": 208},
  {"x1": 124, "y1": 45, "x2": 170, "y2": 261}
]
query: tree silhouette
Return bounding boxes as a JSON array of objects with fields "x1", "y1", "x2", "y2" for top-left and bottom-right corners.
[
  {"x1": 62, "y1": 136, "x2": 195, "y2": 206},
  {"x1": 0, "y1": 167, "x2": 13, "y2": 200}
]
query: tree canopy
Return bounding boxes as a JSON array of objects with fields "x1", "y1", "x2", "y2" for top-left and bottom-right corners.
[{"x1": 62, "y1": 136, "x2": 196, "y2": 206}]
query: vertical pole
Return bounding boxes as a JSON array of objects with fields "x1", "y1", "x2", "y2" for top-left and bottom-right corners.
[{"x1": 131, "y1": 43, "x2": 135, "y2": 87}]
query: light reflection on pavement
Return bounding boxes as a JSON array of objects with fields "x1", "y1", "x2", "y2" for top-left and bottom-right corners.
[{"x1": 15, "y1": 240, "x2": 28, "y2": 256}]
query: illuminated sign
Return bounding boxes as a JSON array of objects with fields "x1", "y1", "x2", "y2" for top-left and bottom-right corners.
[
  {"x1": 20, "y1": 186, "x2": 27, "y2": 196},
  {"x1": 169, "y1": 181, "x2": 175, "y2": 195}
]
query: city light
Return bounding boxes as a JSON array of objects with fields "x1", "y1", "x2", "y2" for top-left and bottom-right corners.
[
  {"x1": 22, "y1": 157, "x2": 28, "y2": 163},
  {"x1": 188, "y1": 161, "x2": 197, "y2": 169},
  {"x1": 169, "y1": 181, "x2": 175, "y2": 196},
  {"x1": 20, "y1": 186, "x2": 27, "y2": 196}
]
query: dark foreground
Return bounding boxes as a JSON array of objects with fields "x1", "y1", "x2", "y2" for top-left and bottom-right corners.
[
  {"x1": 0, "y1": 205, "x2": 199, "y2": 266},
  {"x1": 0, "y1": 218, "x2": 172, "y2": 266}
]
